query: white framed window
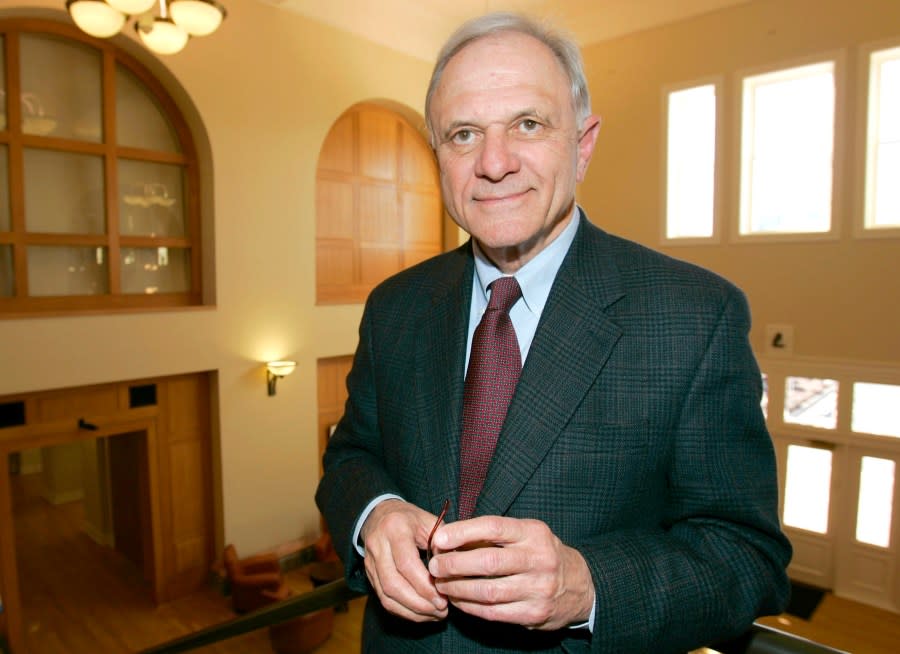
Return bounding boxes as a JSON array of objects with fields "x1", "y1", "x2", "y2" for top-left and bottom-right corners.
[
  {"x1": 662, "y1": 80, "x2": 720, "y2": 243},
  {"x1": 861, "y1": 45, "x2": 900, "y2": 235},
  {"x1": 784, "y1": 375, "x2": 839, "y2": 430},
  {"x1": 737, "y1": 58, "x2": 840, "y2": 240},
  {"x1": 852, "y1": 382, "x2": 900, "y2": 438}
]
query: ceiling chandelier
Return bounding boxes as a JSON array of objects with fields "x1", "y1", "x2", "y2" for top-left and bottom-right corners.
[{"x1": 66, "y1": 0, "x2": 226, "y2": 55}]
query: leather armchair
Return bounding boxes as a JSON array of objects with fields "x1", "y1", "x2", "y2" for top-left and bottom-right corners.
[{"x1": 222, "y1": 544, "x2": 289, "y2": 614}]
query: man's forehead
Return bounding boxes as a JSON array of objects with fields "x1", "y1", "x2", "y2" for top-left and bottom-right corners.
[
  {"x1": 432, "y1": 31, "x2": 569, "y2": 114},
  {"x1": 443, "y1": 31, "x2": 562, "y2": 79}
]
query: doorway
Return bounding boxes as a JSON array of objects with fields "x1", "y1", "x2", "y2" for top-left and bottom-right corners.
[
  {"x1": 0, "y1": 372, "x2": 216, "y2": 652},
  {"x1": 10, "y1": 434, "x2": 159, "y2": 651},
  {"x1": 763, "y1": 361, "x2": 900, "y2": 614}
]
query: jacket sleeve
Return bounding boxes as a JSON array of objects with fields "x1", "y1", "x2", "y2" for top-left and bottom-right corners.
[
  {"x1": 579, "y1": 287, "x2": 792, "y2": 654},
  {"x1": 315, "y1": 298, "x2": 402, "y2": 593}
]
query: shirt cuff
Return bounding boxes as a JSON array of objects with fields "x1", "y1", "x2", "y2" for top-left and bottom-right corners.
[
  {"x1": 566, "y1": 593, "x2": 596, "y2": 632},
  {"x1": 352, "y1": 493, "x2": 405, "y2": 556}
]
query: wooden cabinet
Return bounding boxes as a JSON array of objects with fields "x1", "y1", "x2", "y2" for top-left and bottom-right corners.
[{"x1": 0, "y1": 372, "x2": 214, "y2": 652}]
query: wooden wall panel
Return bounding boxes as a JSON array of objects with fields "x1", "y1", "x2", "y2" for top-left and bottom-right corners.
[
  {"x1": 316, "y1": 242, "x2": 356, "y2": 286},
  {"x1": 316, "y1": 104, "x2": 444, "y2": 305},
  {"x1": 170, "y1": 440, "x2": 205, "y2": 573},
  {"x1": 316, "y1": 179, "x2": 355, "y2": 240},
  {"x1": 158, "y1": 374, "x2": 212, "y2": 598},
  {"x1": 359, "y1": 246, "x2": 402, "y2": 285},
  {"x1": 36, "y1": 386, "x2": 120, "y2": 422},
  {"x1": 402, "y1": 192, "x2": 443, "y2": 246},
  {"x1": 316, "y1": 355, "x2": 353, "y2": 473},
  {"x1": 400, "y1": 123, "x2": 438, "y2": 186},
  {"x1": 359, "y1": 184, "x2": 401, "y2": 244},
  {"x1": 317, "y1": 112, "x2": 355, "y2": 174},
  {"x1": 358, "y1": 111, "x2": 398, "y2": 181}
]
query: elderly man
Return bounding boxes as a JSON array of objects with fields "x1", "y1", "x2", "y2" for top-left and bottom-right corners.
[{"x1": 316, "y1": 11, "x2": 791, "y2": 654}]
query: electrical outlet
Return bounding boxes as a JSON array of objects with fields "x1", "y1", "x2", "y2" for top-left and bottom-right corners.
[{"x1": 764, "y1": 324, "x2": 794, "y2": 356}]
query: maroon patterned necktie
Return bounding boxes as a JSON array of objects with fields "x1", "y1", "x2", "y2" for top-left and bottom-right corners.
[{"x1": 458, "y1": 276, "x2": 522, "y2": 520}]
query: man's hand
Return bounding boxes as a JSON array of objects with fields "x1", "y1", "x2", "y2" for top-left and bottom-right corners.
[
  {"x1": 360, "y1": 499, "x2": 449, "y2": 622},
  {"x1": 428, "y1": 516, "x2": 594, "y2": 630}
]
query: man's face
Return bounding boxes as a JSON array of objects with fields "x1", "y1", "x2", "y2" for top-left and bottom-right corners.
[{"x1": 429, "y1": 31, "x2": 599, "y2": 272}]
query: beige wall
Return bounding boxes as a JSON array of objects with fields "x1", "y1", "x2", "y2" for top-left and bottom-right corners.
[
  {"x1": 579, "y1": 0, "x2": 900, "y2": 364},
  {"x1": 0, "y1": 0, "x2": 432, "y2": 554}
]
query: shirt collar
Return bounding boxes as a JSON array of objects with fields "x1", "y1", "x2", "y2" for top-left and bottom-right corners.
[{"x1": 472, "y1": 206, "x2": 581, "y2": 315}]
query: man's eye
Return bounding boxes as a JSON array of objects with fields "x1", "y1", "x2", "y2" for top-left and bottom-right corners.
[
  {"x1": 451, "y1": 129, "x2": 475, "y2": 144},
  {"x1": 519, "y1": 119, "x2": 540, "y2": 133}
]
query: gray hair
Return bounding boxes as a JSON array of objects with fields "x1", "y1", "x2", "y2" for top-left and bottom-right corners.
[{"x1": 424, "y1": 12, "x2": 591, "y2": 145}]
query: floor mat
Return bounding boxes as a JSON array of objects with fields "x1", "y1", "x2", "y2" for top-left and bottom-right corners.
[{"x1": 786, "y1": 581, "x2": 826, "y2": 619}]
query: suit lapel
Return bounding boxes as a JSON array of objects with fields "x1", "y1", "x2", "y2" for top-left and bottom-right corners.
[
  {"x1": 413, "y1": 246, "x2": 473, "y2": 516},
  {"x1": 477, "y1": 220, "x2": 626, "y2": 518}
]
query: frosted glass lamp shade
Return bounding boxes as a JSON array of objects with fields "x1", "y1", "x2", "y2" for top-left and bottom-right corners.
[
  {"x1": 135, "y1": 17, "x2": 189, "y2": 55},
  {"x1": 266, "y1": 360, "x2": 297, "y2": 396},
  {"x1": 106, "y1": 0, "x2": 157, "y2": 14},
  {"x1": 170, "y1": 0, "x2": 226, "y2": 36},
  {"x1": 266, "y1": 361, "x2": 297, "y2": 377},
  {"x1": 66, "y1": 0, "x2": 126, "y2": 38}
]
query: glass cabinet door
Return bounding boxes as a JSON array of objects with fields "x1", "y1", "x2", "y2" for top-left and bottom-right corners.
[
  {"x1": 0, "y1": 145, "x2": 10, "y2": 232},
  {"x1": 24, "y1": 149, "x2": 105, "y2": 234},
  {"x1": 120, "y1": 247, "x2": 190, "y2": 295},
  {"x1": 0, "y1": 39, "x2": 10, "y2": 298},
  {"x1": 0, "y1": 246, "x2": 12, "y2": 297},
  {"x1": 116, "y1": 65, "x2": 180, "y2": 152},
  {"x1": 27, "y1": 246, "x2": 109, "y2": 296},
  {"x1": 20, "y1": 34, "x2": 102, "y2": 142},
  {"x1": 118, "y1": 159, "x2": 185, "y2": 237}
]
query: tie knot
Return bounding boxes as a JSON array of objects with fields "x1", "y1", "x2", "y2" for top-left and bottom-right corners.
[{"x1": 487, "y1": 277, "x2": 521, "y2": 314}]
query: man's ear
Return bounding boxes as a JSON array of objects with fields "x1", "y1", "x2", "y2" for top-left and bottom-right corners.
[{"x1": 576, "y1": 115, "x2": 601, "y2": 183}]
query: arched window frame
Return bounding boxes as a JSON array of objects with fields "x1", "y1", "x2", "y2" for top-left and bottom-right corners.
[{"x1": 0, "y1": 18, "x2": 202, "y2": 317}]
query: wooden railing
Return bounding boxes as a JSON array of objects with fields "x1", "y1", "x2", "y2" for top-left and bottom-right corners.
[
  {"x1": 137, "y1": 578, "x2": 362, "y2": 654},
  {"x1": 138, "y1": 578, "x2": 847, "y2": 654}
]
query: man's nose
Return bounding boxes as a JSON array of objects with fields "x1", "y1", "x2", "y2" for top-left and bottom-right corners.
[{"x1": 474, "y1": 129, "x2": 520, "y2": 181}]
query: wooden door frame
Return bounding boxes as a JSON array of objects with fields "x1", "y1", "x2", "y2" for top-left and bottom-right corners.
[{"x1": 0, "y1": 416, "x2": 160, "y2": 653}]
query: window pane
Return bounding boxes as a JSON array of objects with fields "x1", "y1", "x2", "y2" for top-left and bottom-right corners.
[
  {"x1": 856, "y1": 456, "x2": 895, "y2": 548},
  {"x1": 115, "y1": 65, "x2": 180, "y2": 152},
  {"x1": 784, "y1": 376, "x2": 838, "y2": 429},
  {"x1": 866, "y1": 49, "x2": 900, "y2": 229},
  {"x1": 0, "y1": 145, "x2": 9, "y2": 231},
  {"x1": 0, "y1": 244, "x2": 12, "y2": 297},
  {"x1": 740, "y1": 62, "x2": 834, "y2": 235},
  {"x1": 119, "y1": 160, "x2": 185, "y2": 237},
  {"x1": 852, "y1": 382, "x2": 900, "y2": 438},
  {"x1": 20, "y1": 34, "x2": 102, "y2": 142},
  {"x1": 783, "y1": 444, "x2": 832, "y2": 533},
  {"x1": 120, "y1": 247, "x2": 190, "y2": 294},
  {"x1": 666, "y1": 84, "x2": 716, "y2": 239},
  {"x1": 24, "y1": 149, "x2": 105, "y2": 234},
  {"x1": 27, "y1": 246, "x2": 108, "y2": 296}
]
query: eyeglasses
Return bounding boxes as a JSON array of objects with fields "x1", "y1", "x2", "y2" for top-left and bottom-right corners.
[{"x1": 425, "y1": 498, "x2": 450, "y2": 565}]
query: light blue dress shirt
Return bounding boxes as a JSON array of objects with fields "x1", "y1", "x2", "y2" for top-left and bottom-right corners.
[{"x1": 466, "y1": 207, "x2": 580, "y2": 370}]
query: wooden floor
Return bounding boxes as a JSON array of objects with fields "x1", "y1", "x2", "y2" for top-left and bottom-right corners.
[
  {"x1": 10, "y1": 471, "x2": 900, "y2": 654},
  {"x1": 11, "y1": 473, "x2": 364, "y2": 654}
]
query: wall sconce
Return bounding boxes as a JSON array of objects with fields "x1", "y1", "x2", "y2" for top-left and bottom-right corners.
[{"x1": 266, "y1": 360, "x2": 296, "y2": 396}]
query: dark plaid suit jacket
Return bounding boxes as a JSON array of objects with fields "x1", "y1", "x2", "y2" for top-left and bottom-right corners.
[{"x1": 316, "y1": 214, "x2": 791, "y2": 654}]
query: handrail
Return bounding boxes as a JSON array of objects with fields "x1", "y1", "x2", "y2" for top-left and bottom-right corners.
[
  {"x1": 137, "y1": 578, "x2": 364, "y2": 654},
  {"x1": 712, "y1": 622, "x2": 849, "y2": 654},
  {"x1": 139, "y1": 578, "x2": 845, "y2": 654}
]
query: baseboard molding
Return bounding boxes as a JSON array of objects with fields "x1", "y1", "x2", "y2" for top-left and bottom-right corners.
[{"x1": 40, "y1": 488, "x2": 85, "y2": 505}]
